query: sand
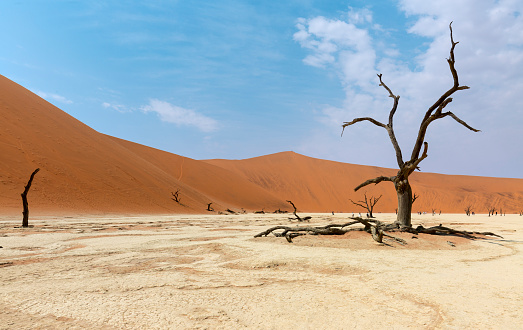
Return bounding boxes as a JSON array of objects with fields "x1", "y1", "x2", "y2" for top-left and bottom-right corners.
[{"x1": 1, "y1": 213, "x2": 522, "y2": 329}]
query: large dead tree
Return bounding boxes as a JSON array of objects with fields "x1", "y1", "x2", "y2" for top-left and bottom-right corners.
[
  {"x1": 342, "y1": 23, "x2": 479, "y2": 229},
  {"x1": 350, "y1": 193, "x2": 382, "y2": 218},
  {"x1": 21, "y1": 168, "x2": 40, "y2": 228}
]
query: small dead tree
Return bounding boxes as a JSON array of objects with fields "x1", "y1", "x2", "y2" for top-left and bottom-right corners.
[
  {"x1": 465, "y1": 205, "x2": 473, "y2": 216},
  {"x1": 341, "y1": 23, "x2": 479, "y2": 229},
  {"x1": 171, "y1": 189, "x2": 181, "y2": 203},
  {"x1": 349, "y1": 193, "x2": 382, "y2": 218},
  {"x1": 21, "y1": 168, "x2": 40, "y2": 228},
  {"x1": 207, "y1": 203, "x2": 214, "y2": 212},
  {"x1": 487, "y1": 206, "x2": 496, "y2": 217},
  {"x1": 287, "y1": 200, "x2": 311, "y2": 222}
]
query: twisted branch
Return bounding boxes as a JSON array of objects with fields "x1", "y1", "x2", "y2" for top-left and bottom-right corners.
[{"x1": 354, "y1": 175, "x2": 395, "y2": 191}]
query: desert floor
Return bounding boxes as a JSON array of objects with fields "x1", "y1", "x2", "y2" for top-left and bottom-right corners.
[{"x1": 1, "y1": 213, "x2": 522, "y2": 329}]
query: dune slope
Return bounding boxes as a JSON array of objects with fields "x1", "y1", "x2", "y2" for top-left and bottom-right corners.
[
  {"x1": 1, "y1": 74, "x2": 521, "y2": 216},
  {"x1": 205, "y1": 152, "x2": 523, "y2": 214},
  {"x1": 0, "y1": 75, "x2": 286, "y2": 215}
]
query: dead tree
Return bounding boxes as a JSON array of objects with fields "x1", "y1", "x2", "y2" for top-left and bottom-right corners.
[
  {"x1": 487, "y1": 206, "x2": 496, "y2": 217},
  {"x1": 287, "y1": 200, "x2": 311, "y2": 222},
  {"x1": 341, "y1": 23, "x2": 478, "y2": 229},
  {"x1": 207, "y1": 203, "x2": 214, "y2": 212},
  {"x1": 465, "y1": 205, "x2": 473, "y2": 216},
  {"x1": 171, "y1": 189, "x2": 181, "y2": 203},
  {"x1": 21, "y1": 168, "x2": 40, "y2": 228},
  {"x1": 349, "y1": 193, "x2": 382, "y2": 218}
]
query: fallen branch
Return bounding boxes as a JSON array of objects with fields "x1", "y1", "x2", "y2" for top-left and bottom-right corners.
[
  {"x1": 412, "y1": 224, "x2": 503, "y2": 239},
  {"x1": 287, "y1": 200, "x2": 311, "y2": 222},
  {"x1": 254, "y1": 217, "x2": 404, "y2": 244},
  {"x1": 254, "y1": 218, "x2": 502, "y2": 244}
]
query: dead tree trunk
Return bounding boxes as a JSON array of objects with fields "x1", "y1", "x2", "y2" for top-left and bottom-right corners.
[
  {"x1": 342, "y1": 23, "x2": 478, "y2": 229},
  {"x1": 21, "y1": 168, "x2": 40, "y2": 228}
]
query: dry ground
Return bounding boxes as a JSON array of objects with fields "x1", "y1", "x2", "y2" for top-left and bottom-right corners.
[{"x1": 0, "y1": 213, "x2": 522, "y2": 329}]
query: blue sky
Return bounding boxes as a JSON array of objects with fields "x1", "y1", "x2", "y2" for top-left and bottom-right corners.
[{"x1": 1, "y1": 0, "x2": 522, "y2": 179}]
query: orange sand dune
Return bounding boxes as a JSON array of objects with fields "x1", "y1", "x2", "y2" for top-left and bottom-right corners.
[
  {"x1": 205, "y1": 152, "x2": 523, "y2": 214},
  {"x1": 0, "y1": 75, "x2": 286, "y2": 215},
  {"x1": 1, "y1": 74, "x2": 521, "y2": 216}
]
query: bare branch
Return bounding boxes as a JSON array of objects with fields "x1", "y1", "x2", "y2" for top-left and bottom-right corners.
[
  {"x1": 341, "y1": 117, "x2": 386, "y2": 136},
  {"x1": 440, "y1": 112, "x2": 481, "y2": 132},
  {"x1": 354, "y1": 176, "x2": 394, "y2": 191},
  {"x1": 411, "y1": 142, "x2": 429, "y2": 171},
  {"x1": 286, "y1": 200, "x2": 311, "y2": 222},
  {"x1": 411, "y1": 22, "x2": 477, "y2": 160},
  {"x1": 342, "y1": 74, "x2": 404, "y2": 167},
  {"x1": 412, "y1": 193, "x2": 419, "y2": 204}
]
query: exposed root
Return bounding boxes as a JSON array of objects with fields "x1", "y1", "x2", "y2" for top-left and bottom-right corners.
[
  {"x1": 254, "y1": 217, "x2": 404, "y2": 244},
  {"x1": 254, "y1": 217, "x2": 502, "y2": 244}
]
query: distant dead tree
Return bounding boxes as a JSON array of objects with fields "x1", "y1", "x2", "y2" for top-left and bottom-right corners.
[
  {"x1": 287, "y1": 200, "x2": 311, "y2": 222},
  {"x1": 519, "y1": 210, "x2": 522, "y2": 216},
  {"x1": 432, "y1": 209, "x2": 437, "y2": 216},
  {"x1": 349, "y1": 193, "x2": 382, "y2": 218},
  {"x1": 254, "y1": 209, "x2": 265, "y2": 214},
  {"x1": 341, "y1": 23, "x2": 479, "y2": 229},
  {"x1": 21, "y1": 168, "x2": 40, "y2": 228},
  {"x1": 207, "y1": 203, "x2": 214, "y2": 212},
  {"x1": 465, "y1": 205, "x2": 473, "y2": 216},
  {"x1": 487, "y1": 206, "x2": 496, "y2": 217},
  {"x1": 273, "y1": 209, "x2": 288, "y2": 214},
  {"x1": 226, "y1": 208, "x2": 237, "y2": 214},
  {"x1": 171, "y1": 189, "x2": 181, "y2": 203}
]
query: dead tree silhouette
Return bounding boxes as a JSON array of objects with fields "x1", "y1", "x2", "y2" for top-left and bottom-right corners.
[
  {"x1": 349, "y1": 193, "x2": 382, "y2": 218},
  {"x1": 21, "y1": 168, "x2": 40, "y2": 228},
  {"x1": 341, "y1": 23, "x2": 479, "y2": 229}
]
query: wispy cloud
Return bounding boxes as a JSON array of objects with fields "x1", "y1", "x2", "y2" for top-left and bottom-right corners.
[
  {"x1": 102, "y1": 102, "x2": 128, "y2": 113},
  {"x1": 141, "y1": 99, "x2": 218, "y2": 132},
  {"x1": 36, "y1": 91, "x2": 73, "y2": 104}
]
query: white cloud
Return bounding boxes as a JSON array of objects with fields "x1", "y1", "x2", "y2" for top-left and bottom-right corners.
[
  {"x1": 295, "y1": 1, "x2": 523, "y2": 177},
  {"x1": 36, "y1": 91, "x2": 73, "y2": 104},
  {"x1": 293, "y1": 15, "x2": 375, "y2": 89},
  {"x1": 141, "y1": 99, "x2": 218, "y2": 132}
]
